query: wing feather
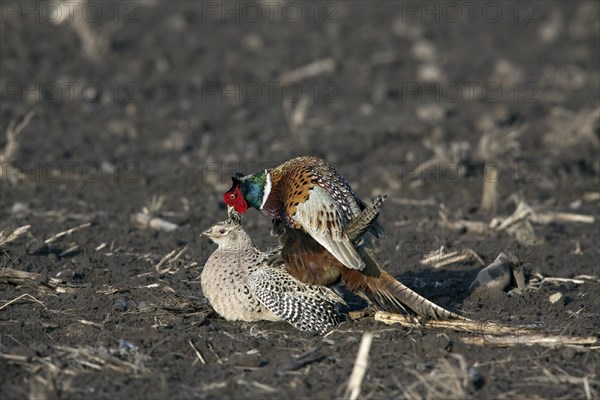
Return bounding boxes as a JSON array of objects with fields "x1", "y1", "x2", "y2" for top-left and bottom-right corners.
[
  {"x1": 292, "y1": 186, "x2": 365, "y2": 270},
  {"x1": 247, "y1": 267, "x2": 344, "y2": 333}
]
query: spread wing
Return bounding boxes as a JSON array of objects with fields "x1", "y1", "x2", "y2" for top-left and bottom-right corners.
[
  {"x1": 246, "y1": 266, "x2": 344, "y2": 334},
  {"x1": 292, "y1": 186, "x2": 365, "y2": 270}
]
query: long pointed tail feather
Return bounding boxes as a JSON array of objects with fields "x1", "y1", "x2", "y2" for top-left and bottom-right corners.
[
  {"x1": 345, "y1": 243, "x2": 468, "y2": 320},
  {"x1": 375, "y1": 271, "x2": 467, "y2": 320}
]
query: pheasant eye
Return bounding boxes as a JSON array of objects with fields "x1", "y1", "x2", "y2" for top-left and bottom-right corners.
[
  {"x1": 229, "y1": 194, "x2": 235, "y2": 199},
  {"x1": 218, "y1": 228, "x2": 227, "y2": 234}
]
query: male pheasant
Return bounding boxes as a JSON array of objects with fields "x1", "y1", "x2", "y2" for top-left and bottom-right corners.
[
  {"x1": 224, "y1": 156, "x2": 464, "y2": 320},
  {"x1": 201, "y1": 195, "x2": 387, "y2": 334}
]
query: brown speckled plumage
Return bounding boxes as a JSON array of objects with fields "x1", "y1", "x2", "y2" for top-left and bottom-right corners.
[
  {"x1": 264, "y1": 157, "x2": 373, "y2": 231},
  {"x1": 255, "y1": 156, "x2": 466, "y2": 320}
]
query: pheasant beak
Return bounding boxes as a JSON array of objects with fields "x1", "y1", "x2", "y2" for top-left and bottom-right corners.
[{"x1": 200, "y1": 228, "x2": 213, "y2": 238}]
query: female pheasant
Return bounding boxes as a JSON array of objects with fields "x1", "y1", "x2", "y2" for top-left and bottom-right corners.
[
  {"x1": 224, "y1": 156, "x2": 465, "y2": 320},
  {"x1": 201, "y1": 195, "x2": 386, "y2": 334},
  {"x1": 201, "y1": 217, "x2": 342, "y2": 334}
]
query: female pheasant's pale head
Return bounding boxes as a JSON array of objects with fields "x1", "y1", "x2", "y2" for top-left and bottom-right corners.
[
  {"x1": 201, "y1": 217, "x2": 244, "y2": 247},
  {"x1": 224, "y1": 170, "x2": 271, "y2": 213},
  {"x1": 202, "y1": 221, "x2": 237, "y2": 242}
]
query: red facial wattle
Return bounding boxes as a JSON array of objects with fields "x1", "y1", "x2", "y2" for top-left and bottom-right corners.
[{"x1": 224, "y1": 186, "x2": 248, "y2": 213}]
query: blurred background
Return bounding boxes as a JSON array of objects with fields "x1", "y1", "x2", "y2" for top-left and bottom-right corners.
[
  {"x1": 2, "y1": 0, "x2": 599, "y2": 256},
  {"x1": 2, "y1": 1, "x2": 598, "y2": 210},
  {"x1": 1, "y1": 1, "x2": 599, "y2": 398}
]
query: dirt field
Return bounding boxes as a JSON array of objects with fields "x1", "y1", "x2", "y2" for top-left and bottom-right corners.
[{"x1": 1, "y1": 1, "x2": 599, "y2": 399}]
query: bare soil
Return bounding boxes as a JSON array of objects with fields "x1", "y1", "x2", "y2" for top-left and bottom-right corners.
[{"x1": 1, "y1": 1, "x2": 599, "y2": 399}]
